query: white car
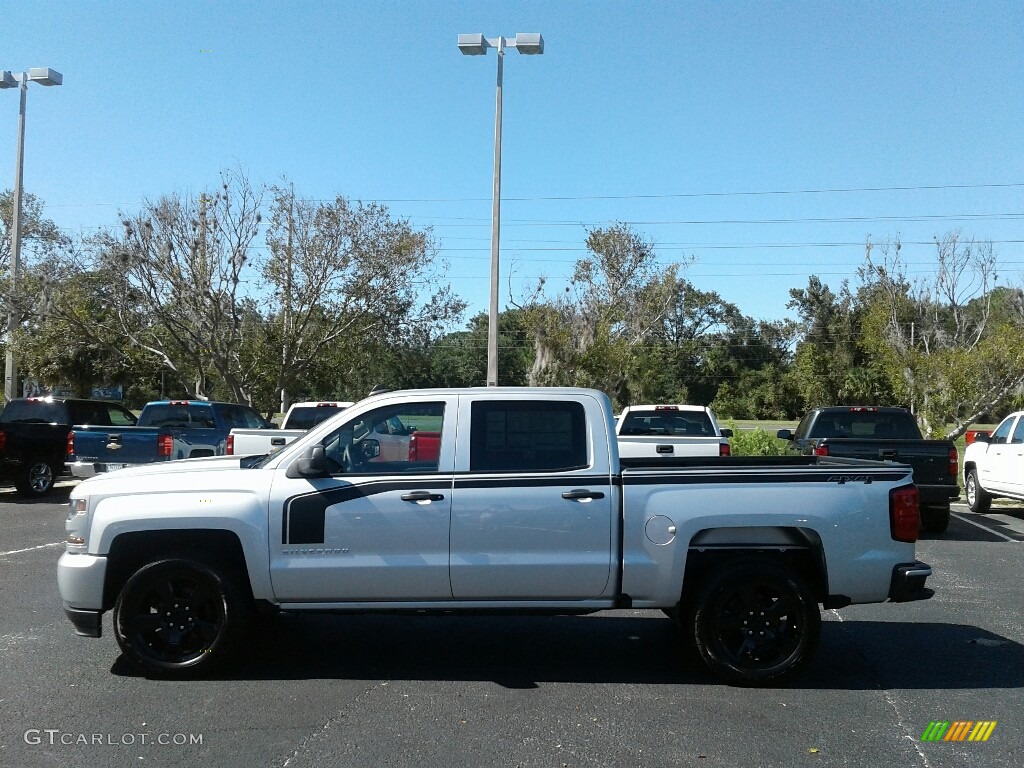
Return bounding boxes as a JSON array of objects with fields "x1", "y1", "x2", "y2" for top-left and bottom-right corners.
[
  {"x1": 963, "y1": 410, "x2": 1024, "y2": 512},
  {"x1": 616, "y1": 404, "x2": 732, "y2": 458}
]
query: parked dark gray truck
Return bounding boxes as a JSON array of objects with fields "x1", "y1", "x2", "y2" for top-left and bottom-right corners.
[{"x1": 777, "y1": 406, "x2": 960, "y2": 533}]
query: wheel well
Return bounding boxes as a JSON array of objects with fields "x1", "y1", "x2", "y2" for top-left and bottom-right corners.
[
  {"x1": 103, "y1": 529, "x2": 251, "y2": 610},
  {"x1": 682, "y1": 536, "x2": 828, "y2": 607}
]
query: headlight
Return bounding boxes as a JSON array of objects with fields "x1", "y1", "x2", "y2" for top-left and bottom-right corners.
[
  {"x1": 66, "y1": 498, "x2": 89, "y2": 549},
  {"x1": 66, "y1": 498, "x2": 87, "y2": 522}
]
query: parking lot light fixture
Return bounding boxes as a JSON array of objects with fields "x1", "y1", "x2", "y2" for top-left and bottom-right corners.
[
  {"x1": 457, "y1": 33, "x2": 543, "y2": 387},
  {"x1": 2, "y1": 67, "x2": 63, "y2": 402}
]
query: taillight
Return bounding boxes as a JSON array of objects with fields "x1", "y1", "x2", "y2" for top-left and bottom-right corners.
[
  {"x1": 157, "y1": 433, "x2": 173, "y2": 457},
  {"x1": 719, "y1": 442, "x2": 730, "y2": 457},
  {"x1": 226, "y1": 434, "x2": 235, "y2": 455},
  {"x1": 948, "y1": 446, "x2": 959, "y2": 477},
  {"x1": 890, "y1": 485, "x2": 920, "y2": 543},
  {"x1": 813, "y1": 444, "x2": 829, "y2": 456},
  {"x1": 408, "y1": 434, "x2": 417, "y2": 461},
  {"x1": 0, "y1": 430, "x2": 6, "y2": 451},
  {"x1": 66, "y1": 431, "x2": 75, "y2": 458}
]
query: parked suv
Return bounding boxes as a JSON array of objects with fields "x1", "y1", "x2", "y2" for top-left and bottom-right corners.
[{"x1": 0, "y1": 397, "x2": 138, "y2": 496}]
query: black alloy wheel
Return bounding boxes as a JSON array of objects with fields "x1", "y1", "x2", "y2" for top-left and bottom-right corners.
[
  {"x1": 691, "y1": 559, "x2": 820, "y2": 686},
  {"x1": 113, "y1": 558, "x2": 249, "y2": 677}
]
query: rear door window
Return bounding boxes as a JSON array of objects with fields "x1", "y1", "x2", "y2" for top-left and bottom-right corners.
[{"x1": 470, "y1": 401, "x2": 588, "y2": 473}]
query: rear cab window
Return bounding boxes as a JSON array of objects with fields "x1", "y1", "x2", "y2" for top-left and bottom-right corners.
[
  {"x1": 284, "y1": 405, "x2": 347, "y2": 430},
  {"x1": 619, "y1": 409, "x2": 714, "y2": 436},
  {"x1": 139, "y1": 403, "x2": 217, "y2": 428},
  {"x1": 1, "y1": 399, "x2": 67, "y2": 424}
]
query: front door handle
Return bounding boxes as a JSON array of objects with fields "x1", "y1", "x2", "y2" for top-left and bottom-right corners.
[
  {"x1": 561, "y1": 489, "x2": 606, "y2": 501},
  {"x1": 401, "y1": 491, "x2": 445, "y2": 502},
  {"x1": 271, "y1": 437, "x2": 286, "y2": 446},
  {"x1": 656, "y1": 445, "x2": 674, "y2": 454}
]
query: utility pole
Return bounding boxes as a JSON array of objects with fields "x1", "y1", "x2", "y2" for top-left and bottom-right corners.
[{"x1": 280, "y1": 184, "x2": 294, "y2": 415}]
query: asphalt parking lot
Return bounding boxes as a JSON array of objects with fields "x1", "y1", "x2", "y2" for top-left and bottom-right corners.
[{"x1": 1, "y1": 484, "x2": 1021, "y2": 768}]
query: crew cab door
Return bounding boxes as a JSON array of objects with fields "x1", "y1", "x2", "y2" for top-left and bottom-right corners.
[
  {"x1": 982, "y1": 415, "x2": 1016, "y2": 494},
  {"x1": 449, "y1": 394, "x2": 615, "y2": 599},
  {"x1": 268, "y1": 396, "x2": 457, "y2": 601}
]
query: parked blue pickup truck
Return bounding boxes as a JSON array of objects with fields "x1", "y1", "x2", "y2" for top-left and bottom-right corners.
[{"x1": 67, "y1": 400, "x2": 271, "y2": 478}]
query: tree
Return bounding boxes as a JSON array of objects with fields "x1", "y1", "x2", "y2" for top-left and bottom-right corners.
[
  {"x1": 524, "y1": 223, "x2": 682, "y2": 407},
  {"x1": 262, "y1": 185, "x2": 466, "y2": 409},
  {"x1": 859, "y1": 232, "x2": 1024, "y2": 437}
]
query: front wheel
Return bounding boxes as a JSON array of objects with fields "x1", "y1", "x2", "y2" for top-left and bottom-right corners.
[
  {"x1": 965, "y1": 469, "x2": 992, "y2": 514},
  {"x1": 689, "y1": 559, "x2": 820, "y2": 686},
  {"x1": 113, "y1": 557, "x2": 251, "y2": 677},
  {"x1": 15, "y1": 460, "x2": 56, "y2": 496}
]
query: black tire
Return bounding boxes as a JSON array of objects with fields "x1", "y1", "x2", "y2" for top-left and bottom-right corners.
[
  {"x1": 689, "y1": 559, "x2": 821, "y2": 686},
  {"x1": 921, "y1": 505, "x2": 951, "y2": 534},
  {"x1": 113, "y1": 557, "x2": 251, "y2": 677},
  {"x1": 15, "y1": 459, "x2": 56, "y2": 496},
  {"x1": 965, "y1": 468, "x2": 992, "y2": 514}
]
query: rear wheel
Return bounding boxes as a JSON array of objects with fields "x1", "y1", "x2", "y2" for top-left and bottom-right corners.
[
  {"x1": 15, "y1": 459, "x2": 56, "y2": 496},
  {"x1": 689, "y1": 559, "x2": 820, "y2": 686},
  {"x1": 965, "y1": 469, "x2": 992, "y2": 514},
  {"x1": 921, "y1": 505, "x2": 951, "y2": 534},
  {"x1": 113, "y1": 557, "x2": 251, "y2": 677}
]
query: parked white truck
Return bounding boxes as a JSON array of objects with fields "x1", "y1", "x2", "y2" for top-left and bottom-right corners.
[
  {"x1": 226, "y1": 401, "x2": 354, "y2": 456},
  {"x1": 58, "y1": 387, "x2": 932, "y2": 686},
  {"x1": 616, "y1": 404, "x2": 732, "y2": 458},
  {"x1": 963, "y1": 410, "x2": 1024, "y2": 513}
]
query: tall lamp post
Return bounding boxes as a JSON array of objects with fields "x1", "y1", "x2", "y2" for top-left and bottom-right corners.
[
  {"x1": 457, "y1": 33, "x2": 543, "y2": 387},
  {"x1": 1, "y1": 67, "x2": 63, "y2": 403}
]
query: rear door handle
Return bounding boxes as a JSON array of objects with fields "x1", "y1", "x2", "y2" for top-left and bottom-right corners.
[
  {"x1": 271, "y1": 437, "x2": 286, "y2": 446},
  {"x1": 656, "y1": 445, "x2": 674, "y2": 454},
  {"x1": 561, "y1": 489, "x2": 606, "y2": 501},
  {"x1": 879, "y1": 449, "x2": 897, "y2": 459},
  {"x1": 401, "y1": 491, "x2": 445, "y2": 502}
]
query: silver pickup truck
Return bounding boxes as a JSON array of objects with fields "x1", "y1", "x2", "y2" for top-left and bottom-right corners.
[{"x1": 58, "y1": 387, "x2": 932, "y2": 686}]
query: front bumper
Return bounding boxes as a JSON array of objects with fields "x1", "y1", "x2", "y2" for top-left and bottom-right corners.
[
  {"x1": 888, "y1": 560, "x2": 934, "y2": 602},
  {"x1": 57, "y1": 552, "x2": 108, "y2": 637},
  {"x1": 64, "y1": 606, "x2": 103, "y2": 637}
]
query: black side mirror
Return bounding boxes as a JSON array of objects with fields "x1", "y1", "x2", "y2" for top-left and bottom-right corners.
[
  {"x1": 290, "y1": 444, "x2": 328, "y2": 478},
  {"x1": 360, "y1": 439, "x2": 380, "y2": 460},
  {"x1": 720, "y1": 428, "x2": 733, "y2": 438},
  {"x1": 776, "y1": 429, "x2": 793, "y2": 440}
]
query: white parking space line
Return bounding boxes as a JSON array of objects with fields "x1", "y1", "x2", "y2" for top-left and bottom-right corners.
[
  {"x1": 0, "y1": 541, "x2": 64, "y2": 557},
  {"x1": 950, "y1": 510, "x2": 1020, "y2": 542}
]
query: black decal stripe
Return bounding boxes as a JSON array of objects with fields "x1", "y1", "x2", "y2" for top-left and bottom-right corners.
[
  {"x1": 282, "y1": 478, "x2": 453, "y2": 545},
  {"x1": 453, "y1": 474, "x2": 613, "y2": 490},
  {"x1": 621, "y1": 470, "x2": 910, "y2": 486}
]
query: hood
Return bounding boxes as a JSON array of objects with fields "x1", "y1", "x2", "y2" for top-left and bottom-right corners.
[{"x1": 77, "y1": 455, "x2": 249, "y2": 488}]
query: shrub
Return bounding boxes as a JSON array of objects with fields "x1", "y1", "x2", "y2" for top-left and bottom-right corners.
[{"x1": 728, "y1": 427, "x2": 788, "y2": 456}]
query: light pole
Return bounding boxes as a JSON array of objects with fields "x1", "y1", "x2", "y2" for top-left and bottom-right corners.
[
  {"x1": 458, "y1": 33, "x2": 543, "y2": 387},
  {"x1": 1, "y1": 67, "x2": 63, "y2": 403}
]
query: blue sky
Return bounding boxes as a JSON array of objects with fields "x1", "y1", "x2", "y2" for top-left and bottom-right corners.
[{"x1": 3, "y1": 0, "x2": 1022, "y2": 326}]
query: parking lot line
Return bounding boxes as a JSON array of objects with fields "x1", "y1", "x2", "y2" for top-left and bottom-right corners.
[
  {"x1": 950, "y1": 511, "x2": 1020, "y2": 542},
  {"x1": 0, "y1": 541, "x2": 63, "y2": 558}
]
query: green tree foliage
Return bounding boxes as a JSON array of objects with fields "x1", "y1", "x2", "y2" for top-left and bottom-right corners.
[
  {"x1": 524, "y1": 224, "x2": 681, "y2": 407},
  {"x1": 262, "y1": 184, "x2": 466, "y2": 410},
  {"x1": 429, "y1": 311, "x2": 531, "y2": 388},
  {"x1": 859, "y1": 233, "x2": 1024, "y2": 437}
]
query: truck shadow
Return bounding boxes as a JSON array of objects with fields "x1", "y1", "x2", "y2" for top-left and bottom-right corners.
[
  {"x1": 0, "y1": 485, "x2": 74, "y2": 504},
  {"x1": 920, "y1": 506, "x2": 1024, "y2": 542},
  {"x1": 111, "y1": 613, "x2": 1024, "y2": 690}
]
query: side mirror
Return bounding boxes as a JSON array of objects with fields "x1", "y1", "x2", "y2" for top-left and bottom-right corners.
[
  {"x1": 720, "y1": 428, "x2": 733, "y2": 438},
  {"x1": 776, "y1": 429, "x2": 793, "y2": 440},
  {"x1": 291, "y1": 444, "x2": 328, "y2": 478},
  {"x1": 973, "y1": 432, "x2": 991, "y2": 444},
  {"x1": 360, "y1": 439, "x2": 380, "y2": 460}
]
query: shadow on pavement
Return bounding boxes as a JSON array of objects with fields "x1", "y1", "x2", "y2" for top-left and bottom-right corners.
[
  {"x1": 0, "y1": 484, "x2": 74, "y2": 504},
  {"x1": 919, "y1": 505, "x2": 1024, "y2": 542},
  {"x1": 110, "y1": 612, "x2": 1024, "y2": 690}
]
